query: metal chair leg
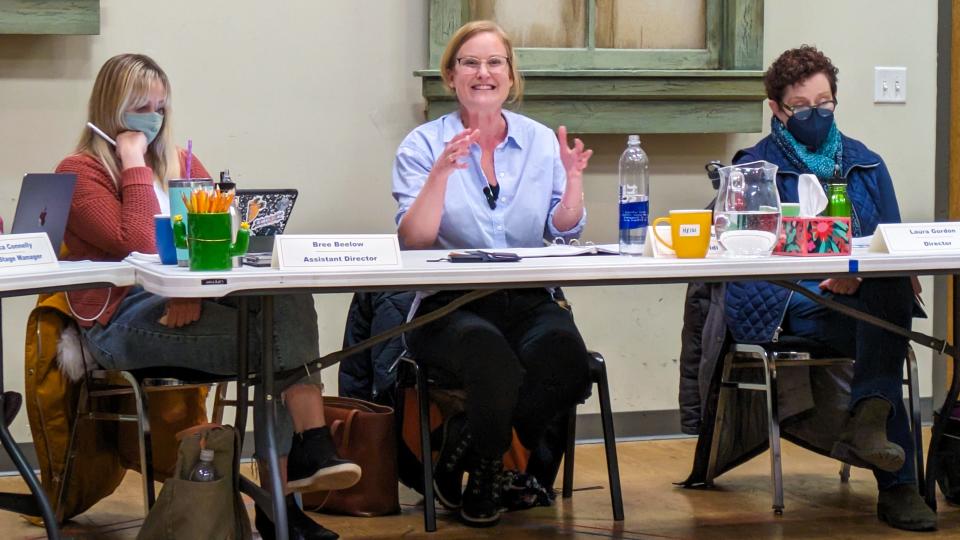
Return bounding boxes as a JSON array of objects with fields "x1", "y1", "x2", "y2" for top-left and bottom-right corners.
[
  {"x1": 905, "y1": 346, "x2": 925, "y2": 493},
  {"x1": 839, "y1": 462, "x2": 851, "y2": 483},
  {"x1": 763, "y1": 350, "x2": 784, "y2": 515},
  {"x1": 705, "y1": 351, "x2": 736, "y2": 485},
  {"x1": 56, "y1": 380, "x2": 88, "y2": 523},
  {"x1": 415, "y1": 361, "x2": 437, "y2": 533},
  {"x1": 593, "y1": 352, "x2": 624, "y2": 521},
  {"x1": 49, "y1": 316, "x2": 251, "y2": 524},
  {"x1": 236, "y1": 297, "x2": 250, "y2": 449},
  {"x1": 120, "y1": 371, "x2": 155, "y2": 513},
  {"x1": 561, "y1": 406, "x2": 576, "y2": 499}
]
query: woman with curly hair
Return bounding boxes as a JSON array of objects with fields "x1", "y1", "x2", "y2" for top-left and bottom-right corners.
[{"x1": 724, "y1": 45, "x2": 934, "y2": 531}]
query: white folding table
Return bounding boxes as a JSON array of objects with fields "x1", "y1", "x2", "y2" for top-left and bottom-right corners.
[
  {"x1": 0, "y1": 261, "x2": 135, "y2": 540},
  {"x1": 126, "y1": 249, "x2": 960, "y2": 538}
]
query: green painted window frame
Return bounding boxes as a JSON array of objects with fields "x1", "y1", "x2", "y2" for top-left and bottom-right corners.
[
  {"x1": 417, "y1": 0, "x2": 766, "y2": 134},
  {"x1": 0, "y1": 0, "x2": 100, "y2": 35},
  {"x1": 430, "y1": 0, "x2": 724, "y2": 70}
]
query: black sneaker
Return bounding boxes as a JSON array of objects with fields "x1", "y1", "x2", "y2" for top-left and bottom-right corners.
[
  {"x1": 254, "y1": 496, "x2": 339, "y2": 540},
  {"x1": 460, "y1": 457, "x2": 503, "y2": 527},
  {"x1": 433, "y1": 413, "x2": 471, "y2": 510},
  {"x1": 286, "y1": 426, "x2": 362, "y2": 493}
]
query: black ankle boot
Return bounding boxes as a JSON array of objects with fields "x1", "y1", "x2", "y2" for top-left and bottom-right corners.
[
  {"x1": 460, "y1": 457, "x2": 503, "y2": 528},
  {"x1": 254, "y1": 495, "x2": 339, "y2": 540},
  {"x1": 433, "y1": 413, "x2": 472, "y2": 510},
  {"x1": 287, "y1": 426, "x2": 362, "y2": 493}
]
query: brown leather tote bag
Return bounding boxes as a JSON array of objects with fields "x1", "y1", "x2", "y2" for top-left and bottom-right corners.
[{"x1": 302, "y1": 396, "x2": 400, "y2": 516}]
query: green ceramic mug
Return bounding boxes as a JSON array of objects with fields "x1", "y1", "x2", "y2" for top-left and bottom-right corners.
[{"x1": 173, "y1": 213, "x2": 250, "y2": 271}]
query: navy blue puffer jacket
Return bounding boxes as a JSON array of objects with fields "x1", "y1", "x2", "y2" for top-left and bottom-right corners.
[
  {"x1": 724, "y1": 132, "x2": 902, "y2": 343},
  {"x1": 340, "y1": 291, "x2": 415, "y2": 406}
]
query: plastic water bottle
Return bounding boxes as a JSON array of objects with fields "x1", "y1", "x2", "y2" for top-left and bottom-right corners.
[
  {"x1": 190, "y1": 448, "x2": 218, "y2": 482},
  {"x1": 619, "y1": 135, "x2": 649, "y2": 255}
]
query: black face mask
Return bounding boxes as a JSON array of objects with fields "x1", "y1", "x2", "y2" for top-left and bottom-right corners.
[{"x1": 785, "y1": 109, "x2": 835, "y2": 150}]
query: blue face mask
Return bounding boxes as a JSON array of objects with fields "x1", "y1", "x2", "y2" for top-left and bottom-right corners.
[
  {"x1": 786, "y1": 109, "x2": 834, "y2": 150},
  {"x1": 122, "y1": 112, "x2": 164, "y2": 145}
]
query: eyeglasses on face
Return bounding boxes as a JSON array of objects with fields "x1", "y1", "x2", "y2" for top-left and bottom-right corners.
[
  {"x1": 455, "y1": 55, "x2": 510, "y2": 73},
  {"x1": 780, "y1": 99, "x2": 838, "y2": 121}
]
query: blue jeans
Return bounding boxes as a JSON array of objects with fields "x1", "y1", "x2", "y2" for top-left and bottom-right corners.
[
  {"x1": 82, "y1": 287, "x2": 321, "y2": 458},
  {"x1": 783, "y1": 277, "x2": 915, "y2": 489}
]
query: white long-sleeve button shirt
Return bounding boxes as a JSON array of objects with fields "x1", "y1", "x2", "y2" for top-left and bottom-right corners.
[{"x1": 392, "y1": 109, "x2": 586, "y2": 250}]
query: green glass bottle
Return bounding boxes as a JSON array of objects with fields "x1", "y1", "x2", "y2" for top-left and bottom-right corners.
[{"x1": 825, "y1": 183, "x2": 851, "y2": 218}]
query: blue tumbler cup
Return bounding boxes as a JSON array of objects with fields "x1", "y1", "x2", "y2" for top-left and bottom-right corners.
[{"x1": 153, "y1": 214, "x2": 177, "y2": 265}]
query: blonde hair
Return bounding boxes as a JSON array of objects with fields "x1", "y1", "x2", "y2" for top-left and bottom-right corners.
[
  {"x1": 439, "y1": 20, "x2": 524, "y2": 104},
  {"x1": 77, "y1": 53, "x2": 179, "y2": 187}
]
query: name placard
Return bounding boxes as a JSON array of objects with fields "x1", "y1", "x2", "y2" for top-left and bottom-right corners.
[
  {"x1": 0, "y1": 233, "x2": 58, "y2": 272},
  {"x1": 868, "y1": 222, "x2": 960, "y2": 254},
  {"x1": 273, "y1": 234, "x2": 402, "y2": 270}
]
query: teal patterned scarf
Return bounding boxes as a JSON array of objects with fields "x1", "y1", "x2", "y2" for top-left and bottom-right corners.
[{"x1": 771, "y1": 117, "x2": 843, "y2": 180}]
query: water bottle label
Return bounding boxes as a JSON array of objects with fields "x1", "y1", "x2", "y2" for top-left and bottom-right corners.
[{"x1": 619, "y1": 200, "x2": 648, "y2": 230}]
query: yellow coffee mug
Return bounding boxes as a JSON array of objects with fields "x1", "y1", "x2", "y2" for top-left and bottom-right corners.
[{"x1": 652, "y1": 209, "x2": 713, "y2": 258}]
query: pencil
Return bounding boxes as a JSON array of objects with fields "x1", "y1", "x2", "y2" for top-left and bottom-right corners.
[{"x1": 86, "y1": 122, "x2": 117, "y2": 146}]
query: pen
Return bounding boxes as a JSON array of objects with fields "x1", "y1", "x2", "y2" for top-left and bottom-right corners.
[{"x1": 86, "y1": 121, "x2": 117, "y2": 146}]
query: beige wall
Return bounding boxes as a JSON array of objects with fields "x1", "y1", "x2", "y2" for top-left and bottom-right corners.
[
  {"x1": 0, "y1": 0, "x2": 428, "y2": 442},
  {"x1": 565, "y1": 0, "x2": 941, "y2": 415},
  {"x1": 0, "y1": 0, "x2": 940, "y2": 443}
]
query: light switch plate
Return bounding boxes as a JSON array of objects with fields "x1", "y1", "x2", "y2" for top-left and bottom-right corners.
[{"x1": 874, "y1": 66, "x2": 907, "y2": 103}]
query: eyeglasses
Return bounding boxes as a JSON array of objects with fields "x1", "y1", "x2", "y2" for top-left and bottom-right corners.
[
  {"x1": 780, "y1": 99, "x2": 838, "y2": 121},
  {"x1": 456, "y1": 55, "x2": 510, "y2": 74}
]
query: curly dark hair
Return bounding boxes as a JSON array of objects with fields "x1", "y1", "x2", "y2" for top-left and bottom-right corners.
[{"x1": 763, "y1": 45, "x2": 839, "y2": 102}]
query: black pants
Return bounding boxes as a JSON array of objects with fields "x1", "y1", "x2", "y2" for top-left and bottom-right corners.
[{"x1": 408, "y1": 288, "x2": 591, "y2": 459}]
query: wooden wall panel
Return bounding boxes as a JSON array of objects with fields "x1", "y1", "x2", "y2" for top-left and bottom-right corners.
[
  {"x1": 947, "y1": 0, "x2": 960, "y2": 382},
  {"x1": 595, "y1": 0, "x2": 706, "y2": 50},
  {"x1": 470, "y1": 0, "x2": 586, "y2": 48}
]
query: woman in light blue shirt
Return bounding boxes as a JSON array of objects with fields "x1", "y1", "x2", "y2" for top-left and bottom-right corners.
[{"x1": 392, "y1": 20, "x2": 594, "y2": 528}]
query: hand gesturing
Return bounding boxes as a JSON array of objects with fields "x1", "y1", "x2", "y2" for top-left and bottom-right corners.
[
  {"x1": 435, "y1": 128, "x2": 479, "y2": 175},
  {"x1": 557, "y1": 125, "x2": 593, "y2": 178}
]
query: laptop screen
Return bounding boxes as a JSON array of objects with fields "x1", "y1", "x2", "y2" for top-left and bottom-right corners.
[
  {"x1": 11, "y1": 173, "x2": 77, "y2": 257},
  {"x1": 234, "y1": 189, "x2": 298, "y2": 253}
]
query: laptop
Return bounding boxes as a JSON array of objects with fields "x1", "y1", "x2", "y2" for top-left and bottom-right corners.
[
  {"x1": 234, "y1": 189, "x2": 298, "y2": 263},
  {"x1": 11, "y1": 173, "x2": 77, "y2": 258}
]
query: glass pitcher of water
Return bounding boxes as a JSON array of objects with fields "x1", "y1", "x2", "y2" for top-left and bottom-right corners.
[{"x1": 714, "y1": 160, "x2": 781, "y2": 257}]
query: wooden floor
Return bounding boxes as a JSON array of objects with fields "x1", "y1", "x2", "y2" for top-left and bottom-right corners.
[{"x1": 1, "y1": 434, "x2": 959, "y2": 539}]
